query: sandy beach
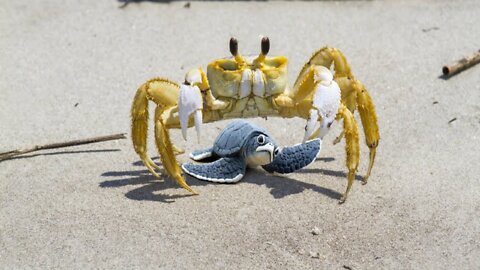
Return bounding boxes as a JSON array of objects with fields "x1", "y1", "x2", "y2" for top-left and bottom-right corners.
[{"x1": 1, "y1": 0, "x2": 479, "y2": 268}]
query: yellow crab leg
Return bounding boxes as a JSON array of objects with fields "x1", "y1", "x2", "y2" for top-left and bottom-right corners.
[
  {"x1": 297, "y1": 47, "x2": 380, "y2": 184},
  {"x1": 131, "y1": 78, "x2": 182, "y2": 177},
  {"x1": 352, "y1": 79, "x2": 379, "y2": 184},
  {"x1": 336, "y1": 103, "x2": 360, "y2": 203},
  {"x1": 336, "y1": 77, "x2": 380, "y2": 184},
  {"x1": 154, "y1": 107, "x2": 197, "y2": 194},
  {"x1": 294, "y1": 47, "x2": 353, "y2": 89}
]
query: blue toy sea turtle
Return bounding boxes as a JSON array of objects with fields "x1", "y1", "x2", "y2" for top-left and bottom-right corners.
[{"x1": 181, "y1": 120, "x2": 321, "y2": 183}]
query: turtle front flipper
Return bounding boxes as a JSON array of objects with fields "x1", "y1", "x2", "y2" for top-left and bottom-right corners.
[
  {"x1": 189, "y1": 147, "x2": 214, "y2": 161},
  {"x1": 262, "y1": 139, "x2": 322, "y2": 174},
  {"x1": 182, "y1": 157, "x2": 246, "y2": 183}
]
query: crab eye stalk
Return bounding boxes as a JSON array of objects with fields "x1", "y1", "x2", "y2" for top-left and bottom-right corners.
[
  {"x1": 253, "y1": 36, "x2": 269, "y2": 67},
  {"x1": 257, "y1": 134, "x2": 266, "y2": 144},
  {"x1": 229, "y1": 37, "x2": 238, "y2": 56},
  {"x1": 229, "y1": 37, "x2": 245, "y2": 67},
  {"x1": 261, "y1": 36, "x2": 270, "y2": 55}
]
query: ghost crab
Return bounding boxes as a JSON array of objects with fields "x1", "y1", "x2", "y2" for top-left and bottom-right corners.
[{"x1": 131, "y1": 37, "x2": 379, "y2": 202}]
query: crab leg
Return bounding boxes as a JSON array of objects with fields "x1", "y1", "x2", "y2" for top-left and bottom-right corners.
[
  {"x1": 352, "y1": 80, "x2": 379, "y2": 184},
  {"x1": 297, "y1": 47, "x2": 380, "y2": 184},
  {"x1": 336, "y1": 77, "x2": 379, "y2": 184},
  {"x1": 336, "y1": 104, "x2": 360, "y2": 203},
  {"x1": 294, "y1": 47, "x2": 352, "y2": 90},
  {"x1": 131, "y1": 78, "x2": 181, "y2": 177},
  {"x1": 131, "y1": 77, "x2": 200, "y2": 194},
  {"x1": 154, "y1": 107, "x2": 197, "y2": 194}
]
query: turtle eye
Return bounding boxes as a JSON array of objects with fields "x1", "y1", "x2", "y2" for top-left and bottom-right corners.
[{"x1": 257, "y1": 135, "x2": 266, "y2": 145}]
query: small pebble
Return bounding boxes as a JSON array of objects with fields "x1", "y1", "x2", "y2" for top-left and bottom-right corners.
[
  {"x1": 311, "y1": 226, "x2": 321, "y2": 235},
  {"x1": 309, "y1": 251, "x2": 319, "y2": 258}
]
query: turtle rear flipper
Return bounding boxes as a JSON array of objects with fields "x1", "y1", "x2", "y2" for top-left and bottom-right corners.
[
  {"x1": 189, "y1": 147, "x2": 215, "y2": 161},
  {"x1": 182, "y1": 157, "x2": 246, "y2": 183},
  {"x1": 262, "y1": 139, "x2": 321, "y2": 174}
]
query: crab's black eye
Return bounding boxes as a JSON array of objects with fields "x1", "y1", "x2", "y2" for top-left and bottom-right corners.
[
  {"x1": 230, "y1": 37, "x2": 238, "y2": 56},
  {"x1": 257, "y1": 134, "x2": 266, "y2": 145},
  {"x1": 261, "y1": 36, "x2": 270, "y2": 55},
  {"x1": 274, "y1": 148, "x2": 280, "y2": 156}
]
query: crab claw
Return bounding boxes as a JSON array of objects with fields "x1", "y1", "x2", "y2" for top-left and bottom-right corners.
[
  {"x1": 194, "y1": 110, "x2": 202, "y2": 143},
  {"x1": 303, "y1": 109, "x2": 319, "y2": 143},
  {"x1": 185, "y1": 68, "x2": 203, "y2": 85},
  {"x1": 303, "y1": 67, "x2": 341, "y2": 141},
  {"x1": 178, "y1": 84, "x2": 203, "y2": 142}
]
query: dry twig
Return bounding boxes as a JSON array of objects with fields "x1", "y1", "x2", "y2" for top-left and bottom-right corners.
[
  {"x1": 0, "y1": 133, "x2": 127, "y2": 161},
  {"x1": 442, "y1": 50, "x2": 480, "y2": 78}
]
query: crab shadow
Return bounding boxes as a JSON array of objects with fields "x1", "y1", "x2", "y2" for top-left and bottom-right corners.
[
  {"x1": 100, "y1": 158, "x2": 208, "y2": 203},
  {"x1": 100, "y1": 156, "x2": 351, "y2": 203},
  {"x1": 298, "y1": 168, "x2": 364, "y2": 182}
]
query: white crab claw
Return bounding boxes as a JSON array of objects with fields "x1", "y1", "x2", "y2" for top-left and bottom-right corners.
[
  {"x1": 303, "y1": 109, "x2": 319, "y2": 143},
  {"x1": 185, "y1": 68, "x2": 203, "y2": 85},
  {"x1": 319, "y1": 118, "x2": 333, "y2": 139},
  {"x1": 311, "y1": 69, "x2": 341, "y2": 139},
  {"x1": 178, "y1": 84, "x2": 203, "y2": 141},
  {"x1": 314, "y1": 66, "x2": 334, "y2": 84},
  {"x1": 194, "y1": 110, "x2": 202, "y2": 143}
]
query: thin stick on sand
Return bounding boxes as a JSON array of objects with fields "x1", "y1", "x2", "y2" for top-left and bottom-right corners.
[
  {"x1": 0, "y1": 133, "x2": 127, "y2": 161},
  {"x1": 442, "y1": 50, "x2": 480, "y2": 78}
]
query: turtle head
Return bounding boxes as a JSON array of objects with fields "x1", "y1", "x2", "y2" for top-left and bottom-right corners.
[{"x1": 243, "y1": 133, "x2": 279, "y2": 167}]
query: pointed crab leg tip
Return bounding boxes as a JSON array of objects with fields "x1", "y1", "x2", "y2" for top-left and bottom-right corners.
[
  {"x1": 142, "y1": 159, "x2": 161, "y2": 178},
  {"x1": 184, "y1": 185, "x2": 198, "y2": 195},
  {"x1": 361, "y1": 175, "x2": 369, "y2": 185},
  {"x1": 175, "y1": 175, "x2": 198, "y2": 194}
]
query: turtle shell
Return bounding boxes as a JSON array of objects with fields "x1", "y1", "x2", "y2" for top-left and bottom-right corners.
[{"x1": 213, "y1": 120, "x2": 268, "y2": 157}]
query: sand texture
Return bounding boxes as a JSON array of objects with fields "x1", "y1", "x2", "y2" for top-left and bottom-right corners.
[{"x1": 1, "y1": 1, "x2": 479, "y2": 269}]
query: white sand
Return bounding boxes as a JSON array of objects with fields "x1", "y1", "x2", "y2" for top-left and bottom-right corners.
[{"x1": 1, "y1": 1, "x2": 479, "y2": 268}]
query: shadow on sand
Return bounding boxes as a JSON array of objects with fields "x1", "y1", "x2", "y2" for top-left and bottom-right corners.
[{"x1": 99, "y1": 156, "x2": 364, "y2": 203}]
